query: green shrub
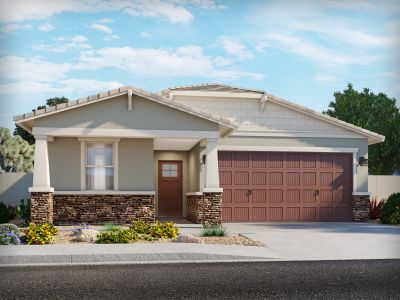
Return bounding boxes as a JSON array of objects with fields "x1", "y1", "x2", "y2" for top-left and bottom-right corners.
[
  {"x1": 200, "y1": 225, "x2": 227, "y2": 237},
  {"x1": 96, "y1": 228, "x2": 138, "y2": 244},
  {"x1": 0, "y1": 202, "x2": 10, "y2": 223},
  {"x1": 0, "y1": 223, "x2": 20, "y2": 235},
  {"x1": 103, "y1": 222, "x2": 118, "y2": 232},
  {"x1": 150, "y1": 221, "x2": 179, "y2": 239},
  {"x1": 129, "y1": 220, "x2": 151, "y2": 234},
  {"x1": 381, "y1": 193, "x2": 400, "y2": 224},
  {"x1": 16, "y1": 199, "x2": 30, "y2": 225},
  {"x1": 25, "y1": 223, "x2": 58, "y2": 245}
]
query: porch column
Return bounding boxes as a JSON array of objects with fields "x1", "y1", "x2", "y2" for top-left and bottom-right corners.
[
  {"x1": 204, "y1": 138, "x2": 221, "y2": 190},
  {"x1": 29, "y1": 135, "x2": 54, "y2": 224}
]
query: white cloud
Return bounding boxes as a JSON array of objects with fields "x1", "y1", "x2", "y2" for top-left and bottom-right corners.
[
  {"x1": 0, "y1": 0, "x2": 221, "y2": 24},
  {"x1": 267, "y1": 33, "x2": 379, "y2": 66},
  {"x1": 95, "y1": 18, "x2": 113, "y2": 23},
  {"x1": 216, "y1": 36, "x2": 253, "y2": 60},
  {"x1": 254, "y1": 41, "x2": 268, "y2": 53},
  {"x1": 76, "y1": 45, "x2": 263, "y2": 80},
  {"x1": 0, "y1": 56, "x2": 70, "y2": 82},
  {"x1": 33, "y1": 35, "x2": 90, "y2": 52},
  {"x1": 0, "y1": 23, "x2": 32, "y2": 33},
  {"x1": 57, "y1": 79, "x2": 123, "y2": 94},
  {"x1": 37, "y1": 22, "x2": 54, "y2": 32},
  {"x1": 90, "y1": 23, "x2": 113, "y2": 34},
  {"x1": 140, "y1": 32, "x2": 151, "y2": 38}
]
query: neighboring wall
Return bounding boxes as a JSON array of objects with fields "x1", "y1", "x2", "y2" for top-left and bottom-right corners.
[
  {"x1": 369, "y1": 175, "x2": 400, "y2": 200},
  {"x1": 154, "y1": 151, "x2": 189, "y2": 216},
  {"x1": 0, "y1": 173, "x2": 32, "y2": 205},
  {"x1": 219, "y1": 136, "x2": 369, "y2": 192}
]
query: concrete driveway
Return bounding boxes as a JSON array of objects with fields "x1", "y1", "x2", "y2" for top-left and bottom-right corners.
[{"x1": 223, "y1": 222, "x2": 400, "y2": 260}]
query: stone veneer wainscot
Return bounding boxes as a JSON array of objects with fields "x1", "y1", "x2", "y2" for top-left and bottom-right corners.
[
  {"x1": 352, "y1": 195, "x2": 370, "y2": 221},
  {"x1": 53, "y1": 194, "x2": 155, "y2": 225}
]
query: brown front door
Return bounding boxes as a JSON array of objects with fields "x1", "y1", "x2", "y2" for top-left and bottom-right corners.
[
  {"x1": 219, "y1": 151, "x2": 353, "y2": 222},
  {"x1": 158, "y1": 161, "x2": 183, "y2": 217}
]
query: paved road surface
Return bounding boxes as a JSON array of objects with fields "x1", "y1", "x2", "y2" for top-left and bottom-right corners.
[{"x1": 1, "y1": 260, "x2": 399, "y2": 299}]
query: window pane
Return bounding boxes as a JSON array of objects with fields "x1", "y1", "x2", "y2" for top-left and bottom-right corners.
[
  {"x1": 86, "y1": 167, "x2": 94, "y2": 190},
  {"x1": 170, "y1": 170, "x2": 178, "y2": 177},
  {"x1": 162, "y1": 170, "x2": 170, "y2": 177},
  {"x1": 94, "y1": 146, "x2": 105, "y2": 165},
  {"x1": 105, "y1": 168, "x2": 114, "y2": 190},
  {"x1": 104, "y1": 144, "x2": 113, "y2": 165},
  {"x1": 162, "y1": 164, "x2": 170, "y2": 171},
  {"x1": 87, "y1": 144, "x2": 94, "y2": 165},
  {"x1": 170, "y1": 164, "x2": 178, "y2": 171}
]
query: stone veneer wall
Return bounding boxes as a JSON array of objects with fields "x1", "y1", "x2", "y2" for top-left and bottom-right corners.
[
  {"x1": 30, "y1": 192, "x2": 54, "y2": 224},
  {"x1": 186, "y1": 192, "x2": 222, "y2": 225},
  {"x1": 352, "y1": 195, "x2": 370, "y2": 221},
  {"x1": 53, "y1": 194, "x2": 155, "y2": 225}
]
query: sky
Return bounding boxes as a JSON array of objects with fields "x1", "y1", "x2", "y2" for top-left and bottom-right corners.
[{"x1": 0, "y1": 0, "x2": 399, "y2": 131}]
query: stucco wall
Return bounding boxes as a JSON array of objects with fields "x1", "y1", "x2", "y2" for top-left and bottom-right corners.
[
  {"x1": 119, "y1": 138, "x2": 154, "y2": 190},
  {"x1": 188, "y1": 142, "x2": 201, "y2": 192},
  {"x1": 369, "y1": 175, "x2": 400, "y2": 200},
  {"x1": 218, "y1": 136, "x2": 369, "y2": 192},
  {"x1": 153, "y1": 151, "x2": 189, "y2": 217},
  {"x1": 0, "y1": 173, "x2": 32, "y2": 205},
  {"x1": 33, "y1": 95, "x2": 218, "y2": 132},
  {"x1": 48, "y1": 137, "x2": 81, "y2": 190}
]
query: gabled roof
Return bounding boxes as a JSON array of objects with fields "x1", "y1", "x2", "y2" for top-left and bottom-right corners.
[
  {"x1": 14, "y1": 85, "x2": 239, "y2": 135},
  {"x1": 162, "y1": 83, "x2": 385, "y2": 145}
]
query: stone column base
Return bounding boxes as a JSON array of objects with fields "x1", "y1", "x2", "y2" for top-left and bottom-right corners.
[
  {"x1": 30, "y1": 192, "x2": 54, "y2": 224},
  {"x1": 186, "y1": 192, "x2": 222, "y2": 225},
  {"x1": 352, "y1": 195, "x2": 370, "y2": 221}
]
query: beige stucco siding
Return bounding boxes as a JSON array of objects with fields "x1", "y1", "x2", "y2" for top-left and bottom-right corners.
[
  {"x1": 32, "y1": 95, "x2": 218, "y2": 132},
  {"x1": 188, "y1": 142, "x2": 201, "y2": 192},
  {"x1": 119, "y1": 138, "x2": 154, "y2": 190},
  {"x1": 153, "y1": 151, "x2": 189, "y2": 217},
  {"x1": 219, "y1": 137, "x2": 369, "y2": 192},
  {"x1": 48, "y1": 137, "x2": 81, "y2": 190}
]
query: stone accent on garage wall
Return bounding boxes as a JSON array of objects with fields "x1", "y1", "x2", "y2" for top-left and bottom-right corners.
[
  {"x1": 186, "y1": 192, "x2": 222, "y2": 225},
  {"x1": 30, "y1": 192, "x2": 54, "y2": 225},
  {"x1": 53, "y1": 194, "x2": 155, "y2": 225},
  {"x1": 352, "y1": 195, "x2": 370, "y2": 221}
]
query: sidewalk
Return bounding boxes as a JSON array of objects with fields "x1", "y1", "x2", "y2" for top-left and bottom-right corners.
[{"x1": 0, "y1": 243, "x2": 278, "y2": 266}]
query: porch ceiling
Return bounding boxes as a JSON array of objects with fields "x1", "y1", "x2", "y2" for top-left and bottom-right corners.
[{"x1": 154, "y1": 138, "x2": 199, "y2": 151}]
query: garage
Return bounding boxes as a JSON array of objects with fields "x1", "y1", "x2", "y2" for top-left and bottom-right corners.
[{"x1": 218, "y1": 151, "x2": 353, "y2": 222}]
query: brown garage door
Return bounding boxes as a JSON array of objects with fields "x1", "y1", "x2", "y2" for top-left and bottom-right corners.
[{"x1": 218, "y1": 151, "x2": 353, "y2": 222}]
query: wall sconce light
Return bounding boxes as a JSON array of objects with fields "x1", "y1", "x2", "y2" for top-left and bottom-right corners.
[
  {"x1": 359, "y1": 157, "x2": 368, "y2": 166},
  {"x1": 202, "y1": 154, "x2": 206, "y2": 165}
]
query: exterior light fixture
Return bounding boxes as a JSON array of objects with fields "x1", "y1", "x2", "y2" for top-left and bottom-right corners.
[{"x1": 358, "y1": 157, "x2": 368, "y2": 166}]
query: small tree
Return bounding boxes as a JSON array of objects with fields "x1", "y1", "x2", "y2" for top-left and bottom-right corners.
[
  {"x1": 0, "y1": 127, "x2": 34, "y2": 172},
  {"x1": 14, "y1": 96, "x2": 69, "y2": 144},
  {"x1": 325, "y1": 83, "x2": 400, "y2": 175}
]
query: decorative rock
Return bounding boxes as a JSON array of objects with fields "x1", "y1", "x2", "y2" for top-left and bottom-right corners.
[
  {"x1": 76, "y1": 229, "x2": 100, "y2": 242},
  {"x1": 173, "y1": 234, "x2": 203, "y2": 244}
]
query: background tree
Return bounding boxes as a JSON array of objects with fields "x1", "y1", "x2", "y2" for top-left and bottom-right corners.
[
  {"x1": 325, "y1": 83, "x2": 400, "y2": 175},
  {"x1": 0, "y1": 127, "x2": 34, "y2": 172},
  {"x1": 14, "y1": 97, "x2": 69, "y2": 144}
]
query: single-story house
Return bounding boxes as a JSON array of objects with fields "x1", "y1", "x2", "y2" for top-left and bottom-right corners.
[{"x1": 14, "y1": 83, "x2": 385, "y2": 225}]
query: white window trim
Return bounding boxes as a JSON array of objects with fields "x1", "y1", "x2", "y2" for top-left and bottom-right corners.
[{"x1": 79, "y1": 138, "x2": 120, "y2": 191}]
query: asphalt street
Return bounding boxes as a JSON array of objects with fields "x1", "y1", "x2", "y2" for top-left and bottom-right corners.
[{"x1": 1, "y1": 260, "x2": 399, "y2": 299}]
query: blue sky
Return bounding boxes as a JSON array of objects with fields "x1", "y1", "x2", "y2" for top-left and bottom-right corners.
[{"x1": 0, "y1": 0, "x2": 399, "y2": 130}]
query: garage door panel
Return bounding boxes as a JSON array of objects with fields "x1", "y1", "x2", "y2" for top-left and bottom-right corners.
[
  {"x1": 270, "y1": 207, "x2": 283, "y2": 221},
  {"x1": 252, "y1": 207, "x2": 267, "y2": 221},
  {"x1": 252, "y1": 172, "x2": 267, "y2": 185},
  {"x1": 252, "y1": 189, "x2": 267, "y2": 203},
  {"x1": 233, "y1": 189, "x2": 249, "y2": 203},
  {"x1": 220, "y1": 151, "x2": 352, "y2": 222},
  {"x1": 234, "y1": 207, "x2": 249, "y2": 221},
  {"x1": 234, "y1": 171, "x2": 249, "y2": 185},
  {"x1": 269, "y1": 189, "x2": 283, "y2": 203},
  {"x1": 287, "y1": 189, "x2": 301, "y2": 203}
]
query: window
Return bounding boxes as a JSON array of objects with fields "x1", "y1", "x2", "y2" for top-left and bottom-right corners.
[
  {"x1": 86, "y1": 143, "x2": 114, "y2": 190},
  {"x1": 162, "y1": 163, "x2": 178, "y2": 177}
]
